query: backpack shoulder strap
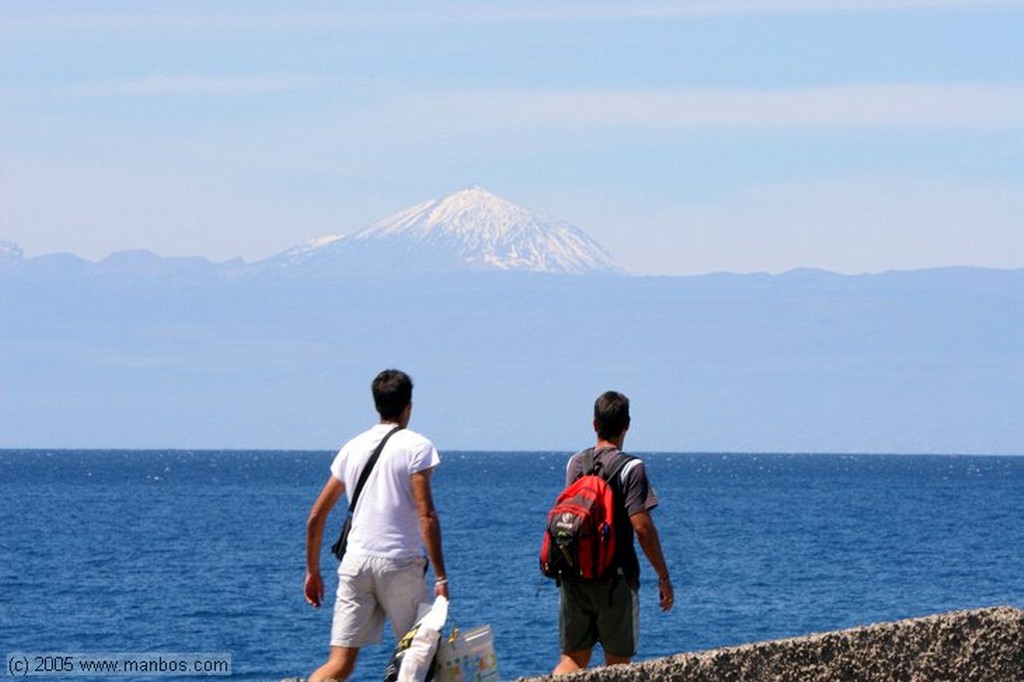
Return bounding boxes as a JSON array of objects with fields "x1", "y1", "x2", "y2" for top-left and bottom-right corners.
[
  {"x1": 598, "y1": 449, "x2": 634, "y2": 485},
  {"x1": 577, "y1": 448, "x2": 598, "y2": 477},
  {"x1": 603, "y1": 450, "x2": 640, "y2": 580}
]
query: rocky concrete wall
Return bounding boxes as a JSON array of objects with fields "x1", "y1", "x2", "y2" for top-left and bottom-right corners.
[{"x1": 518, "y1": 606, "x2": 1023, "y2": 682}]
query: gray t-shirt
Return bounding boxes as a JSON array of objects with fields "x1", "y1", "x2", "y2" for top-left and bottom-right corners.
[{"x1": 565, "y1": 447, "x2": 659, "y2": 517}]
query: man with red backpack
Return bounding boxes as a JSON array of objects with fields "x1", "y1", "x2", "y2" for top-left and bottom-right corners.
[{"x1": 549, "y1": 391, "x2": 674, "y2": 675}]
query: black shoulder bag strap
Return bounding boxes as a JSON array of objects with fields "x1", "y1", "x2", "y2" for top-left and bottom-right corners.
[
  {"x1": 347, "y1": 425, "x2": 403, "y2": 515},
  {"x1": 330, "y1": 425, "x2": 403, "y2": 560}
]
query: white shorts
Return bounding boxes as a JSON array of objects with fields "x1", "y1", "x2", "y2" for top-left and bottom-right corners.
[{"x1": 330, "y1": 554, "x2": 431, "y2": 648}]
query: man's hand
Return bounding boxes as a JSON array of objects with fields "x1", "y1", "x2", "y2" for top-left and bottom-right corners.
[
  {"x1": 631, "y1": 510, "x2": 674, "y2": 612},
  {"x1": 305, "y1": 476, "x2": 343, "y2": 609},
  {"x1": 658, "y1": 575, "x2": 674, "y2": 612},
  {"x1": 305, "y1": 570, "x2": 324, "y2": 608}
]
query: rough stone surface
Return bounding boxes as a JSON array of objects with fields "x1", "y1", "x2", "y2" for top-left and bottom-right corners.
[{"x1": 517, "y1": 606, "x2": 1024, "y2": 682}]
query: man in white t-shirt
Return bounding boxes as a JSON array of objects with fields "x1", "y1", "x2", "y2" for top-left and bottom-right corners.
[{"x1": 304, "y1": 369, "x2": 449, "y2": 682}]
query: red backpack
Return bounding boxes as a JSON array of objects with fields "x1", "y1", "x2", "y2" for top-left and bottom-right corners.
[{"x1": 540, "y1": 449, "x2": 632, "y2": 582}]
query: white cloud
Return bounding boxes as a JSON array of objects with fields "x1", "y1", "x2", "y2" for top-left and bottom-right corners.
[
  {"x1": 434, "y1": 83, "x2": 1024, "y2": 131},
  {"x1": 63, "y1": 73, "x2": 329, "y2": 98},
  {"x1": 13, "y1": 77, "x2": 1024, "y2": 131}
]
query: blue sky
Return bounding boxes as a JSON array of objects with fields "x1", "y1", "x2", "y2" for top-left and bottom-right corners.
[{"x1": 1, "y1": 1, "x2": 1022, "y2": 274}]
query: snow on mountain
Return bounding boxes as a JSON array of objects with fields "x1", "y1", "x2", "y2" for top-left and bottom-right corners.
[
  {"x1": 270, "y1": 234, "x2": 347, "y2": 268},
  {"x1": 264, "y1": 186, "x2": 627, "y2": 276}
]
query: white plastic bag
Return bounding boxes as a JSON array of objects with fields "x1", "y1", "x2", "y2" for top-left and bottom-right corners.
[
  {"x1": 384, "y1": 596, "x2": 449, "y2": 682},
  {"x1": 434, "y1": 625, "x2": 500, "y2": 682}
]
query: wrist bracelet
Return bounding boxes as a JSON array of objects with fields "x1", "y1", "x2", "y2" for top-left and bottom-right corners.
[{"x1": 435, "y1": 578, "x2": 448, "y2": 586}]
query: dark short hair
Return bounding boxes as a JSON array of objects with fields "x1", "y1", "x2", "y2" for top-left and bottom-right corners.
[
  {"x1": 372, "y1": 369, "x2": 413, "y2": 420},
  {"x1": 594, "y1": 391, "x2": 630, "y2": 440}
]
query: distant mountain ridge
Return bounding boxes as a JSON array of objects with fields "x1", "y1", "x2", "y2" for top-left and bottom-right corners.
[
  {"x1": 3, "y1": 261, "x2": 1021, "y2": 452},
  {"x1": 1, "y1": 187, "x2": 626, "y2": 279},
  {"x1": 264, "y1": 185, "x2": 627, "y2": 277}
]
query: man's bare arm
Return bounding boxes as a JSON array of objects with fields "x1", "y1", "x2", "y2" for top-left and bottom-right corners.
[
  {"x1": 411, "y1": 468, "x2": 449, "y2": 599},
  {"x1": 631, "y1": 510, "x2": 674, "y2": 611},
  {"x1": 304, "y1": 476, "x2": 344, "y2": 608}
]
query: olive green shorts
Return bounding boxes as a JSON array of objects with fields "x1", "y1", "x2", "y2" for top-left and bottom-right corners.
[{"x1": 559, "y1": 579, "x2": 639, "y2": 658}]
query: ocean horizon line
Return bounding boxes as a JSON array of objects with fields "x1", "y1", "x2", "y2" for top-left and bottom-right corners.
[{"x1": 2, "y1": 447, "x2": 1021, "y2": 457}]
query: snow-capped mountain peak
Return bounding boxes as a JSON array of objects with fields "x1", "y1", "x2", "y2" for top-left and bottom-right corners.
[
  {"x1": 341, "y1": 186, "x2": 625, "y2": 275},
  {"x1": 358, "y1": 185, "x2": 534, "y2": 244},
  {"x1": 260, "y1": 186, "x2": 627, "y2": 277}
]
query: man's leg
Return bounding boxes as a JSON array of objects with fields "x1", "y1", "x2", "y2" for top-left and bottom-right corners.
[
  {"x1": 308, "y1": 646, "x2": 359, "y2": 682},
  {"x1": 595, "y1": 581, "x2": 639, "y2": 666},
  {"x1": 553, "y1": 648, "x2": 592, "y2": 675},
  {"x1": 603, "y1": 652, "x2": 631, "y2": 666},
  {"x1": 315, "y1": 556, "x2": 380, "y2": 681},
  {"x1": 554, "y1": 581, "x2": 598, "y2": 675}
]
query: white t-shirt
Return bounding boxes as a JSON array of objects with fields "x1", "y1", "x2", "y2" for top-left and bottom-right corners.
[{"x1": 330, "y1": 423, "x2": 440, "y2": 559}]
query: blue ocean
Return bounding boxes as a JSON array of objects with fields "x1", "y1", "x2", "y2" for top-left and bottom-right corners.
[{"x1": 2, "y1": 450, "x2": 1022, "y2": 681}]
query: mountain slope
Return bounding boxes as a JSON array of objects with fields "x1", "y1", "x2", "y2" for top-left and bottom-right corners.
[{"x1": 264, "y1": 186, "x2": 627, "y2": 277}]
